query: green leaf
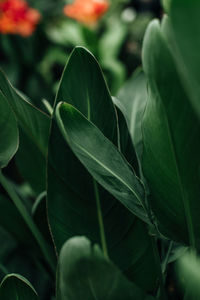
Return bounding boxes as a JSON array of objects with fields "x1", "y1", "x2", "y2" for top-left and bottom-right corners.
[
  {"x1": 142, "y1": 20, "x2": 200, "y2": 249},
  {"x1": 57, "y1": 236, "x2": 155, "y2": 300},
  {"x1": 48, "y1": 47, "x2": 158, "y2": 292},
  {"x1": 56, "y1": 102, "x2": 147, "y2": 224},
  {"x1": 177, "y1": 252, "x2": 200, "y2": 299},
  {"x1": 0, "y1": 69, "x2": 50, "y2": 194},
  {"x1": 0, "y1": 193, "x2": 37, "y2": 250},
  {"x1": 0, "y1": 91, "x2": 18, "y2": 168},
  {"x1": 47, "y1": 46, "x2": 118, "y2": 253},
  {"x1": 55, "y1": 46, "x2": 117, "y2": 142},
  {"x1": 0, "y1": 274, "x2": 39, "y2": 299},
  {"x1": 115, "y1": 70, "x2": 147, "y2": 173},
  {"x1": 170, "y1": 0, "x2": 200, "y2": 118},
  {"x1": 114, "y1": 105, "x2": 139, "y2": 175}
]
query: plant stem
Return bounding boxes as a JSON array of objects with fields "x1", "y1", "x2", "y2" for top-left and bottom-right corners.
[
  {"x1": 0, "y1": 170, "x2": 55, "y2": 272},
  {"x1": 151, "y1": 236, "x2": 168, "y2": 300},
  {"x1": 93, "y1": 179, "x2": 108, "y2": 259}
]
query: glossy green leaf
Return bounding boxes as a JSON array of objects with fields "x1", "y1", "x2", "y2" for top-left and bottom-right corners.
[
  {"x1": 48, "y1": 47, "x2": 158, "y2": 292},
  {"x1": 0, "y1": 91, "x2": 18, "y2": 168},
  {"x1": 170, "y1": 0, "x2": 200, "y2": 117},
  {"x1": 0, "y1": 69, "x2": 50, "y2": 194},
  {"x1": 142, "y1": 20, "x2": 200, "y2": 249},
  {"x1": 56, "y1": 102, "x2": 147, "y2": 223},
  {"x1": 57, "y1": 236, "x2": 155, "y2": 300},
  {"x1": 0, "y1": 274, "x2": 39, "y2": 299}
]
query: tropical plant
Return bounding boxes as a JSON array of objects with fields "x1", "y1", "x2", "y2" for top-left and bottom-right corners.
[{"x1": 0, "y1": 0, "x2": 199, "y2": 299}]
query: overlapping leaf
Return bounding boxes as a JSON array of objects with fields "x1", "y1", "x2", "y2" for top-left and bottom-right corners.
[
  {"x1": 56, "y1": 102, "x2": 147, "y2": 223},
  {"x1": 0, "y1": 69, "x2": 50, "y2": 194},
  {"x1": 142, "y1": 20, "x2": 200, "y2": 249},
  {"x1": 115, "y1": 70, "x2": 147, "y2": 173},
  {"x1": 57, "y1": 236, "x2": 155, "y2": 300},
  {"x1": 47, "y1": 47, "x2": 158, "y2": 292},
  {"x1": 0, "y1": 91, "x2": 18, "y2": 168}
]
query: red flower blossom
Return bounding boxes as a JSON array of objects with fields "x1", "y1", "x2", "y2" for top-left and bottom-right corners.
[
  {"x1": 0, "y1": 0, "x2": 41, "y2": 37},
  {"x1": 63, "y1": 0, "x2": 109, "y2": 25}
]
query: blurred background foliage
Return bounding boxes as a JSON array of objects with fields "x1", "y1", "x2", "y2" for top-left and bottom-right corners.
[{"x1": 0, "y1": 0, "x2": 162, "y2": 108}]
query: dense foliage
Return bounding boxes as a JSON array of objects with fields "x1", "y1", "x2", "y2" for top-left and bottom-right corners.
[{"x1": 0, "y1": 0, "x2": 200, "y2": 299}]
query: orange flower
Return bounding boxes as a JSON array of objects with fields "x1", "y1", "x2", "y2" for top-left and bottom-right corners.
[
  {"x1": 63, "y1": 0, "x2": 109, "y2": 25},
  {"x1": 0, "y1": 0, "x2": 41, "y2": 37}
]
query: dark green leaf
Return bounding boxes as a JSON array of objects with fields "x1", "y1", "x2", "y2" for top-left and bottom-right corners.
[
  {"x1": 47, "y1": 46, "x2": 118, "y2": 253},
  {"x1": 56, "y1": 102, "x2": 147, "y2": 224},
  {"x1": 57, "y1": 236, "x2": 155, "y2": 300},
  {"x1": 0, "y1": 193, "x2": 37, "y2": 250},
  {"x1": 0, "y1": 274, "x2": 39, "y2": 299},
  {"x1": 0, "y1": 69, "x2": 50, "y2": 194},
  {"x1": 0, "y1": 91, "x2": 18, "y2": 168},
  {"x1": 48, "y1": 47, "x2": 157, "y2": 292},
  {"x1": 142, "y1": 20, "x2": 200, "y2": 249},
  {"x1": 115, "y1": 70, "x2": 148, "y2": 174},
  {"x1": 170, "y1": 0, "x2": 200, "y2": 117}
]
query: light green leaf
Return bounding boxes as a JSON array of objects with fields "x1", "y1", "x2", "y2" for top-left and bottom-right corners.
[
  {"x1": 0, "y1": 274, "x2": 39, "y2": 299},
  {"x1": 142, "y1": 20, "x2": 200, "y2": 249},
  {"x1": 177, "y1": 252, "x2": 200, "y2": 299},
  {"x1": 57, "y1": 236, "x2": 155, "y2": 300}
]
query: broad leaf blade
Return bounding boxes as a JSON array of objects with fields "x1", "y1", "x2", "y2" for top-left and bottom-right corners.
[
  {"x1": 0, "y1": 91, "x2": 18, "y2": 168},
  {"x1": 56, "y1": 46, "x2": 117, "y2": 142},
  {"x1": 170, "y1": 0, "x2": 200, "y2": 118},
  {"x1": 0, "y1": 274, "x2": 39, "y2": 299},
  {"x1": 142, "y1": 20, "x2": 200, "y2": 248},
  {"x1": 47, "y1": 47, "x2": 118, "y2": 254},
  {"x1": 48, "y1": 47, "x2": 158, "y2": 292},
  {"x1": 0, "y1": 69, "x2": 50, "y2": 194},
  {"x1": 56, "y1": 102, "x2": 147, "y2": 223},
  {"x1": 57, "y1": 236, "x2": 155, "y2": 300}
]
